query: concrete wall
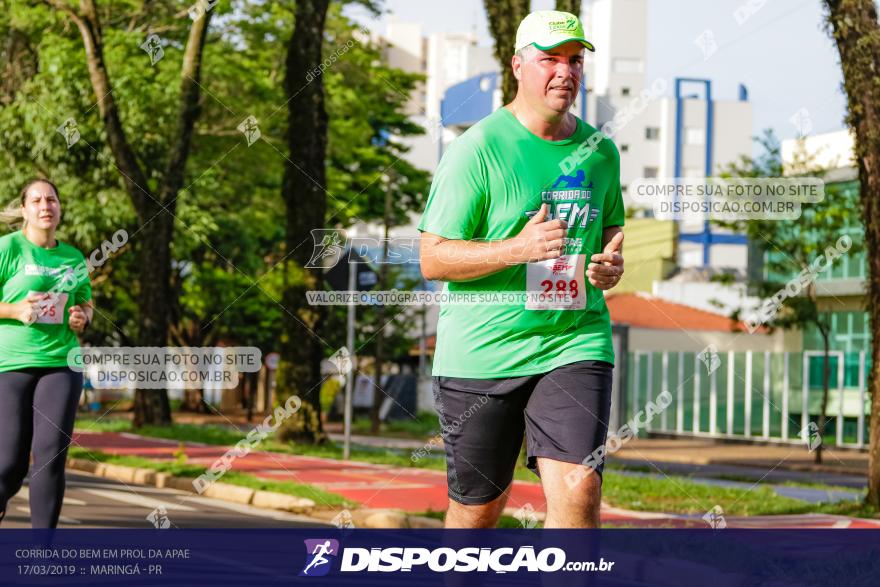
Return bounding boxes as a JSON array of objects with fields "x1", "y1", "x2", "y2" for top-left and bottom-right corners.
[
  {"x1": 383, "y1": 18, "x2": 426, "y2": 117},
  {"x1": 616, "y1": 218, "x2": 676, "y2": 293},
  {"x1": 712, "y1": 100, "x2": 753, "y2": 174},
  {"x1": 628, "y1": 327, "x2": 787, "y2": 353},
  {"x1": 782, "y1": 129, "x2": 855, "y2": 171},
  {"x1": 425, "y1": 33, "x2": 495, "y2": 122},
  {"x1": 652, "y1": 280, "x2": 753, "y2": 316}
]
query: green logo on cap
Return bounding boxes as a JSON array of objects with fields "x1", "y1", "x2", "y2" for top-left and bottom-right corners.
[{"x1": 548, "y1": 16, "x2": 578, "y2": 32}]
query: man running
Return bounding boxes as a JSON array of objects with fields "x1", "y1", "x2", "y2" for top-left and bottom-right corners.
[{"x1": 418, "y1": 10, "x2": 625, "y2": 529}]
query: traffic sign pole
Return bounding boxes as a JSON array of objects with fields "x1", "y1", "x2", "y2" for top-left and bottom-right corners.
[{"x1": 343, "y1": 257, "x2": 356, "y2": 460}]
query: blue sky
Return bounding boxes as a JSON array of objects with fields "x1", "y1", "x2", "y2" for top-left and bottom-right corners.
[{"x1": 346, "y1": 0, "x2": 848, "y2": 144}]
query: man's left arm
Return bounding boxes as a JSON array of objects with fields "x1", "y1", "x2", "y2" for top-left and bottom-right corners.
[{"x1": 587, "y1": 141, "x2": 626, "y2": 291}]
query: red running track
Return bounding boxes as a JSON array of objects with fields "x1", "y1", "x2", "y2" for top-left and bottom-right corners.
[{"x1": 71, "y1": 431, "x2": 880, "y2": 529}]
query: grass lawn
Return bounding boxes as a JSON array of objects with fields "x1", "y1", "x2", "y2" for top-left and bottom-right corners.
[
  {"x1": 76, "y1": 416, "x2": 443, "y2": 471},
  {"x1": 351, "y1": 412, "x2": 439, "y2": 439},
  {"x1": 67, "y1": 446, "x2": 352, "y2": 509},
  {"x1": 711, "y1": 474, "x2": 867, "y2": 494},
  {"x1": 74, "y1": 416, "x2": 876, "y2": 519}
]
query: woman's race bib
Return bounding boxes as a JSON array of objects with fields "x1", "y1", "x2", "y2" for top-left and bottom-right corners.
[{"x1": 28, "y1": 291, "x2": 68, "y2": 325}]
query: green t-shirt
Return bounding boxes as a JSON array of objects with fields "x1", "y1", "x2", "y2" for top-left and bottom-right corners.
[
  {"x1": 418, "y1": 107, "x2": 625, "y2": 378},
  {"x1": 0, "y1": 231, "x2": 92, "y2": 372}
]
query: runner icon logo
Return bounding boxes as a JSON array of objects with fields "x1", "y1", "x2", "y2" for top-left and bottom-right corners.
[
  {"x1": 300, "y1": 539, "x2": 339, "y2": 577},
  {"x1": 551, "y1": 170, "x2": 592, "y2": 190},
  {"x1": 548, "y1": 15, "x2": 578, "y2": 33}
]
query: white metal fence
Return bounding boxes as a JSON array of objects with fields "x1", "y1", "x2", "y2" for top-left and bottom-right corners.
[{"x1": 624, "y1": 350, "x2": 871, "y2": 448}]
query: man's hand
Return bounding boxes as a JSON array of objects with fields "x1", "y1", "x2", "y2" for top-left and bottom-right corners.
[
  {"x1": 510, "y1": 203, "x2": 568, "y2": 263},
  {"x1": 587, "y1": 231, "x2": 624, "y2": 290},
  {"x1": 418, "y1": 204, "x2": 569, "y2": 282},
  {"x1": 68, "y1": 304, "x2": 89, "y2": 333}
]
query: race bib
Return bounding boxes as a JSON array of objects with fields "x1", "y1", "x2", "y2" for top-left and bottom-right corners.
[
  {"x1": 29, "y1": 291, "x2": 68, "y2": 325},
  {"x1": 525, "y1": 253, "x2": 586, "y2": 310}
]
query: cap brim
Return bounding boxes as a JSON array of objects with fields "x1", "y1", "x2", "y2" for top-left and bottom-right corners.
[{"x1": 533, "y1": 37, "x2": 595, "y2": 52}]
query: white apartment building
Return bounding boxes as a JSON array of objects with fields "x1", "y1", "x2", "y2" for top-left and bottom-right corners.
[{"x1": 781, "y1": 128, "x2": 855, "y2": 171}]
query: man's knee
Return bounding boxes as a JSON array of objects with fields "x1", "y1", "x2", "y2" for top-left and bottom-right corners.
[
  {"x1": 539, "y1": 459, "x2": 602, "y2": 508},
  {"x1": 448, "y1": 493, "x2": 508, "y2": 515},
  {"x1": 542, "y1": 466, "x2": 602, "y2": 528},
  {"x1": 445, "y1": 490, "x2": 510, "y2": 528}
]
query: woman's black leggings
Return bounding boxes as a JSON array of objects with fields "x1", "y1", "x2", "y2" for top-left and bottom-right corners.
[{"x1": 0, "y1": 367, "x2": 82, "y2": 528}]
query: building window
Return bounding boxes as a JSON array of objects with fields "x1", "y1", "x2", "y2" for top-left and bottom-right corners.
[
  {"x1": 621, "y1": 87, "x2": 631, "y2": 97},
  {"x1": 645, "y1": 127, "x2": 660, "y2": 140},
  {"x1": 621, "y1": 144, "x2": 629, "y2": 152},
  {"x1": 643, "y1": 166, "x2": 659, "y2": 179},
  {"x1": 803, "y1": 311, "x2": 870, "y2": 388},
  {"x1": 686, "y1": 127, "x2": 704, "y2": 146}
]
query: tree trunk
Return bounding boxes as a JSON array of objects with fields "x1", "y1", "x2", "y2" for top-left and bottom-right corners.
[
  {"x1": 244, "y1": 371, "x2": 257, "y2": 422},
  {"x1": 371, "y1": 187, "x2": 393, "y2": 434},
  {"x1": 276, "y1": 0, "x2": 331, "y2": 444},
  {"x1": 555, "y1": 0, "x2": 582, "y2": 16},
  {"x1": 53, "y1": 0, "x2": 212, "y2": 427},
  {"x1": 131, "y1": 2, "x2": 211, "y2": 427},
  {"x1": 823, "y1": 0, "x2": 880, "y2": 507},
  {"x1": 132, "y1": 207, "x2": 174, "y2": 427},
  {"x1": 484, "y1": 0, "x2": 531, "y2": 104},
  {"x1": 1, "y1": 27, "x2": 39, "y2": 105}
]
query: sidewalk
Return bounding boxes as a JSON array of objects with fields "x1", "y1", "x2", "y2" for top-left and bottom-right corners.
[
  {"x1": 613, "y1": 437, "x2": 868, "y2": 478},
  {"x1": 70, "y1": 430, "x2": 880, "y2": 529}
]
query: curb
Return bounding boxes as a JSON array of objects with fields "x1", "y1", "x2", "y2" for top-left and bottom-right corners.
[
  {"x1": 614, "y1": 455, "x2": 867, "y2": 477},
  {"x1": 65, "y1": 458, "x2": 443, "y2": 528},
  {"x1": 309, "y1": 508, "x2": 443, "y2": 529},
  {"x1": 67, "y1": 457, "x2": 314, "y2": 514},
  {"x1": 748, "y1": 462, "x2": 866, "y2": 477}
]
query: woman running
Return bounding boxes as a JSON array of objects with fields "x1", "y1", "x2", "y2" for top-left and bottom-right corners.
[{"x1": 0, "y1": 178, "x2": 93, "y2": 528}]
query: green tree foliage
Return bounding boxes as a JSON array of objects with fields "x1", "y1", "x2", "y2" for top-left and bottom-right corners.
[
  {"x1": 0, "y1": 1, "x2": 429, "y2": 432},
  {"x1": 716, "y1": 130, "x2": 863, "y2": 464}
]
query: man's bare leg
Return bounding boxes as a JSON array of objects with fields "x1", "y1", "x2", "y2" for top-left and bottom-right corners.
[
  {"x1": 537, "y1": 458, "x2": 602, "y2": 528},
  {"x1": 444, "y1": 485, "x2": 511, "y2": 528}
]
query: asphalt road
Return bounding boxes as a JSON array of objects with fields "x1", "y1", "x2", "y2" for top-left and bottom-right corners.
[{"x1": 2, "y1": 471, "x2": 331, "y2": 529}]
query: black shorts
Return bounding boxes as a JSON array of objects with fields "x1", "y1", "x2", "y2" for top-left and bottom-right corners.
[{"x1": 432, "y1": 360, "x2": 613, "y2": 505}]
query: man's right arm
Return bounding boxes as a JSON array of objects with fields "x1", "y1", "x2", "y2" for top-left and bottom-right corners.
[{"x1": 420, "y1": 203, "x2": 567, "y2": 282}]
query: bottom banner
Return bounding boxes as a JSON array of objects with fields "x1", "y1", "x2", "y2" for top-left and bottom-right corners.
[{"x1": 1, "y1": 529, "x2": 877, "y2": 586}]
